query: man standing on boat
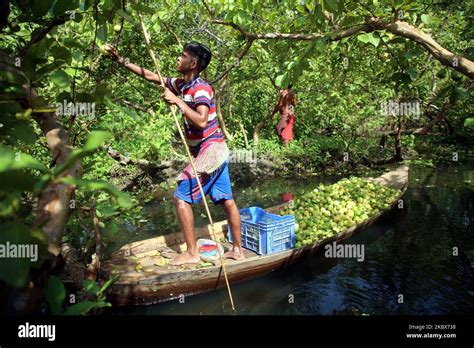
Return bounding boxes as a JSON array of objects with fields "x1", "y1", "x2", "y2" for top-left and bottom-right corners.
[
  {"x1": 104, "y1": 42, "x2": 245, "y2": 265},
  {"x1": 274, "y1": 85, "x2": 296, "y2": 146}
]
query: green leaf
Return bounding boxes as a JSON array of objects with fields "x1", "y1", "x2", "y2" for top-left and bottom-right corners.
[
  {"x1": 2, "y1": 102, "x2": 24, "y2": 117},
  {"x1": 72, "y1": 50, "x2": 84, "y2": 62},
  {"x1": 45, "y1": 276, "x2": 66, "y2": 314},
  {"x1": 393, "y1": 0, "x2": 404, "y2": 8},
  {"x1": 0, "y1": 68, "x2": 28, "y2": 85},
  {"x1": 83, "y1": 130, "x2": 113, "y2": 151},
  {"x1": 406, "y1": 67, "x2": 417, "y2": 80},
  {"x1": 104, "y1": 97, "x2": 139, "y2": 119},
  {"x1": 63, "y1": 300, "x2": 111, "y2": 315},
  {"x1": 97, "y1": 275, "x2": 119, "y2": 297},
  {"x1": 131, "y1": 3, "x2": 155, "y2": 14},
  {"x1": 59, "y1": 177, "x2": 133, "y2": 208},
  {"x1": 0, "y1": 222, "x2": 33, "y2": 288},
  {"x1": 94, "y1": 84, "x2": 109, "y2": 105},
  {"x1": 52, "y1": 131, "x2": 111, "y2": 176},
  {"x1": 63, "y1": 39, "x2": 86, "y2": 50},
  {"x1": 420, "y1": 14, "x2": 432, "y2": 25},
  {"x1": 83, "y1": 279, "x2": 101, "y2": 295},
  {"x1": 296, "y1": 4, "x2": 305, "y2": 13},
  {"x1": 97, "y1": 25, "x2": 107, "y2": 44},
  {"x1": 357, "y1": 33, "x2": 380, "y2": 47},
  {"x1": 96, "y1": 204, "x2": 119, "y2": 218},
  {"x1": 116, "y1": 9, "x2": 137, "y2": 25},
  {"x1": 324, "y1": 0, "x2": 338, "y2": 13},
  {"x1": 287, "y1": 61, "x2": 297, "y2": 70},
  {"x1": 341, "y1": 15, "x2": 363, "y2": 27},
  {"x1": 464, "y1": 118, "x2": 474, "y2": 127},
  {"x1": 0, "y1": 192, "x2": 21, "y2": 218},
  {"x1": 84, "y1": 0, "x2": 94, "y2": 9},
  {"x1": 0, "y1": 147, "x2": 48, "y2": 173},
  {"x1": 275, "y1": 73, "x2": 289, "y2": 88},
  {"x1": 53, "y1": 0, "x2": 80, "y2": 15},
  {"x1": 0, "y1": 171, "x2": 37, "y2": 192},
  {"x1": 32, "y1": 0, "x2": 55, "y2": 16},
  {"x1": 450, "y1": 86, "x2": 467, "y2": 103},
  {"x1": 50, "y1": 45, "x2": 71, "y2": 63},
  {"x1": 314, "y1": 4, "x2": 326, "y2": 23},
  {"x1": 12, "y1": 121, "x2": 36, "y2": 145},
  {"x1": 50, "y1": 70, "x2": 71, "y2": 88},
  {"x1": 455, "y1": 86, "x2": 469, "y2": 98}
]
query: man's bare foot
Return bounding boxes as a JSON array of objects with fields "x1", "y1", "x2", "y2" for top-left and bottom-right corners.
[
  {"x1": 170, "y1": 251, "x2": 201, "y2": 266},
  {"x1": 223, "y1": 247, "x2": 246, "y2": 261}
]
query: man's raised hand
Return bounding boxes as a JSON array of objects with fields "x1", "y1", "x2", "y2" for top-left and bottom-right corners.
[
  {"x1": 101, "y1": 44, "x2": 162, "y2": 84},
  {"x1": 102, "y1": 44, "x2": 121, "y2": 61}
]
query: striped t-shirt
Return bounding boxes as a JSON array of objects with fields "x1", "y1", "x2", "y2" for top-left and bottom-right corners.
[{"x1": 166, "y1": 76, "x2": 229, "y2": 180}]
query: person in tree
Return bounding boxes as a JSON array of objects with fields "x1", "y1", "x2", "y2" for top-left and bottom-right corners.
[
  {"x1": 103, "y1": 42, "x2": 245, "y2": 265},
  {"x1": 274, "y1": 85, "x2": 296, "y2": 146}
]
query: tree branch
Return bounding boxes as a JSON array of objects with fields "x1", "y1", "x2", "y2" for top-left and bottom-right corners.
[
  {"x1": 210, "y1": 38, "x2": 254, "y2": 84},
  {"x1": 212, "y1": 19, "x2": 372, "y2": 41},
  {"x1": 366, "y1": 17, "x2": 474, "y2": 79},
  {"x1": 86, "y1": 202, "x2": 101, "y2": 281},
  {"x1": 212, "y1": 17, "x2": 474, "y2": 79},
  {"x1": 159, "y1": 19, "x2": 182, "y2": 46},
  {"x1": 101, "y1": 145, "x2": 178, "y2": 170},
  {"x1": 18, "y1": 15, "x2": 69, "y2": 57}
]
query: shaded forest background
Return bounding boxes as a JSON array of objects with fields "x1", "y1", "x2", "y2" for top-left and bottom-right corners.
[{"x1": 0, "y1": 0, "x2": 472, "y2": 314}]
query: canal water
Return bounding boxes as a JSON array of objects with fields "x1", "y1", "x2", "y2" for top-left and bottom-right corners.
[{"x1": 105, "y1": 163, "x2": 474, "y2": 315}]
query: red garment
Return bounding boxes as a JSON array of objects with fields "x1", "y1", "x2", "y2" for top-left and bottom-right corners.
[
  {"x1": 276, "y1": 113, "x2": 294, "y2": 141},
  {"x1": 282, "y1": 192, "x2": 293, "y2": 202}
]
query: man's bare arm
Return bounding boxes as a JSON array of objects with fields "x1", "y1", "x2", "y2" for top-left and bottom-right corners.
[
  {"x1": 104, "y1": 44, "x2": 163, "y2": 84},
  {"x1": 117, "y1": 57, "x2": 162, "y2": 83},
  {"x1": 162, "y1": 88, "x2": 208, "y2": 129},
  {"x1": 177, "y1": 101, "x2": 209, "y2": 130}
]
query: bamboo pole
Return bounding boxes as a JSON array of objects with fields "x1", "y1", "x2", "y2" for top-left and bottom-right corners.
[{"x1": 134, "y1": 8, "x2": 236, "y2": 311}]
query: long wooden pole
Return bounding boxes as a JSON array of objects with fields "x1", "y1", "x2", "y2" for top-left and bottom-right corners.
[{"x1": 134, "y1": 9, "x2": 236, "y2": 311}]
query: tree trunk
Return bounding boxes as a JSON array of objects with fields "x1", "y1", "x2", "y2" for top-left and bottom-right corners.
[
  {"x1": 0, "y1": 51, "x2": 83, "y2": 313},
  {"x1": 253, "y1": 121, "x2": 265, "y2": 147},
  {"x1": 215, "y1": 82, "x2": 233, "y2": 141},
  {"x1": 86, "y1": 202, "x2": 101, "y2": 281},
  {"x1": 25, "y1": 86, "x2": 83, "y2": 257},
  {"x1": 238, "y1": 122, "x2": 249, "y2": 149},
  {"x1": 394, "y1": 115, "x2": 403, "y2": 161}
]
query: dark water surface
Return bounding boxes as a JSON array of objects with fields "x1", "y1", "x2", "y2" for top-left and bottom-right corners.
[{"x1": 106, "y1": 163, "x2": 474, "y2": 315}]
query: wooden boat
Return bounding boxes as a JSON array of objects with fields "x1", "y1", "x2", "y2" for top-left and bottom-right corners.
[{"x1": 101, "y1": 165, "x2": 409, "y2": 306}]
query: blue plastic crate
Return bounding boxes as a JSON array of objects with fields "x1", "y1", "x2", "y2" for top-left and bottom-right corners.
[{"x1": 228, "y1": 207, "x2": 296, "y2": 255}]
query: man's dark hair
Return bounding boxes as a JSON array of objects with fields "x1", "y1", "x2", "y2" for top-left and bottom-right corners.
[
  {"x1": 287, "y1": 84, "x2": 293, "y2": 89},
  {"x1": 184, "y1": 42, "x2": 212, "y2": 72}
]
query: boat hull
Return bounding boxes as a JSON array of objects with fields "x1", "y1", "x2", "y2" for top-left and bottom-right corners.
[{"x1": 103, "y1": 165, "x2": 410, "y2": 306}]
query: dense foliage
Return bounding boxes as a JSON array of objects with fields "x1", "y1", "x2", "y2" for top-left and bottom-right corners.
[{"x1": 0, "y1": 0, "x2": 472, "y2": 314}]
